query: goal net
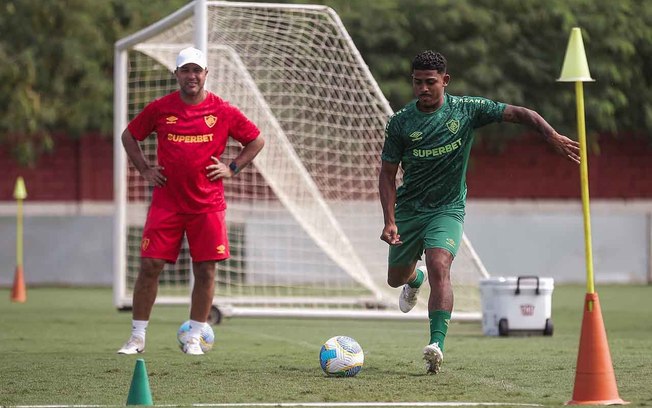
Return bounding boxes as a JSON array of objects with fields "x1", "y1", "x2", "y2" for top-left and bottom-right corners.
[{"x1": 113, "y1": 1, "x2": 489, "y2": 321}]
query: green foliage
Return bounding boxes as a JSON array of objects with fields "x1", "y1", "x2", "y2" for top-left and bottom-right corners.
[
  {"x1": 0, "y1": 0, "x2": 187, "y2": 165},
  {"x1": 319, "y1": 0, "x2": 652, "y2": 143},
  {"x1": 351, "y1": 0, "x2": 652, "y2": 144},
  {"x1": 1, "y1": 0, "x2": 651, "y2": 164},
  {"x1": 1, "y1": 285, "x2": 652, "y2": 405}
]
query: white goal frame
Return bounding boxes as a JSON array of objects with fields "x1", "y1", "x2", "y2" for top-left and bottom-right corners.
[{"x1": 113, "y1": 0, "x2": 489, "y2": 322}]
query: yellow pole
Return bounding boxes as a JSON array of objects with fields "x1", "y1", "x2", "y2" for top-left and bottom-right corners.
[
  {"x1": 13, "y1": 177, "x2": 27, "y2": 267},
  {"x1": 557, "y1": 27, "x2": 595, "y2": 295},
  {"x1": 560, "y1": 30, "x2": 627, "y2": 405},
  {"x1": 16, "y1": 194, "x2": 24, "y2": 268},
  {"x1": 12, "y1": 177, "x2": 28, "y2": 303},
  {"x1": 575, "y1": 81, "x2": 594, "y2": 294}
]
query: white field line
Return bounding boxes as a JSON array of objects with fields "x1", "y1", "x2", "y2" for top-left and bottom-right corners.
[{"x1": 7, "y1": 401, "x2": 543, "y2": 408}]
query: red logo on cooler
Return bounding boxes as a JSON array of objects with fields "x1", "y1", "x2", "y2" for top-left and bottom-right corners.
[{"x1": 520, "y1": 304, "x2": 535, "y2": 316}]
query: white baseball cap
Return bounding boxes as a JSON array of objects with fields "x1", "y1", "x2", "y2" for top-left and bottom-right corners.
[{"x1": 176, "y1": 47, "x2": 207, "y2": 69}]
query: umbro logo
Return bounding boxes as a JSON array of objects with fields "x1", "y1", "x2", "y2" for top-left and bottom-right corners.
[
  {"x1": 216, "y1": 245, "x2": 226, "y2": 254},
  {"x1": 166, "y1": 116, "x2": 178, "y2": 124},
  {"x1": 409, "y1": 131, "x2": 423, "y2": 142}
]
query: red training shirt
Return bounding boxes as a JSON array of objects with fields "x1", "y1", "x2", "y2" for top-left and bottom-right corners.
[{"x1": 128, "y1": 91, "x2": 260, "y2": 213}]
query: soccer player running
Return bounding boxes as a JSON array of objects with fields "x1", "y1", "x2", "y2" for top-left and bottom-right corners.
[
  {"x1": 379, "y1": 50, "x2": 579, "y2": 373},
  {"x1": 117, "y1": 47, "x2": 264, "y2": 355}
]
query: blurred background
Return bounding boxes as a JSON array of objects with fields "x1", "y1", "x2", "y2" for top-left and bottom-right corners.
[{"x1": 0, "y1": 0, "x2": 650, "y2": 287}]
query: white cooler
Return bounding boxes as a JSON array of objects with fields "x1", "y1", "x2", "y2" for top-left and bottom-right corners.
[{"x1": 480, "y1": 276, "x2": 554, "y2": 336}]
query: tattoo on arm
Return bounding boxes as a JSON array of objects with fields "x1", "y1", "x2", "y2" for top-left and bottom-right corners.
[{"x1": 503, "y1": 105, "x2": 555, "y2": 139}]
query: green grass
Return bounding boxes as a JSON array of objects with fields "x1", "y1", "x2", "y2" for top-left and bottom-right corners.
[{"x1": 0, "y1": 285, "x2": 651, "y2": 407}]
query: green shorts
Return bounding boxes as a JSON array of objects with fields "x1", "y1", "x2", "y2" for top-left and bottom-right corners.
[{"x1": 388, "y1": 207, "x2": 464, "y2": 267}]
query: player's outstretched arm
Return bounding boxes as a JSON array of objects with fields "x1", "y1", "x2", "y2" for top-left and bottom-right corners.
[{"x1": 502, "y1": 105, "x2": 580, "y2": 164}]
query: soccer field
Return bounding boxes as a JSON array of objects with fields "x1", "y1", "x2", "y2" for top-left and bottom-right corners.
[{"x1": 0, "y1": 285, "x2": 650, "y2": 407}]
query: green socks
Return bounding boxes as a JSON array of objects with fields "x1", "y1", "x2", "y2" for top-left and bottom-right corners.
[
  {"x1": 428, "y1": 310, "x2": 451, "y2": 350},
  {"x1": 407, "y1": 269, "x2": 449, "y2": 350},
  {"x1": 407, "y1": 267, "x2": 425, "y2": 288}
]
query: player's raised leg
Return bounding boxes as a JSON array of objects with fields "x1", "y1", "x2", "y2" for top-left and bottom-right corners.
[
  {"x1": 387, "y1": 261, "x2": 419, "y2": 304},
  {"x1": 399, "y1": 265, "x2": 427, "y2": 313}
]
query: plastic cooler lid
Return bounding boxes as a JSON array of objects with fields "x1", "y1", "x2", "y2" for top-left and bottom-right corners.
[{"x1": 480, "y1": 276, "x2": 554, "y2": 289}]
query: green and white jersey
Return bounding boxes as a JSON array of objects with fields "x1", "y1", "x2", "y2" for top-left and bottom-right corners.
[{"x1": 382, "y1": 94, "x2": 506, "y2": 214}]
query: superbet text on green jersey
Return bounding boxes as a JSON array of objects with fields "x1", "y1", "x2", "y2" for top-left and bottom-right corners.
[{"x1": 382, "y1": 94, "x2": 506, "y2": 214}]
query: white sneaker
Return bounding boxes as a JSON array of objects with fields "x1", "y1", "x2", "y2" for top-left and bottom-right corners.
[
  {"x1": 183, "y1": 337, "x2": 204, "y2": 355},
  {"x1": 423, "y1": 342, "x2": 444, "y2": 374},
  {"x1": 117, "y1": 335, "x2": 145, "y2": 355},
  {"x1": 399, "y1": 266, "x2": 427, "y2": 313}
]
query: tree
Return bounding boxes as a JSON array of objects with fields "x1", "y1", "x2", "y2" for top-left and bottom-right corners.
[
  {"x1": 1, "y1": 0, "x2": 651, "y2": 165},
  {"x1": 0, "y1": 0, "x2": 187, "y2": 165},
  {"x1": 337, "y1": 0, "x2": 652, "y2": 144}
]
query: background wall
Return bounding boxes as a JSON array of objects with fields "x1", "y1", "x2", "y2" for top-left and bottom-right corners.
[
  {"x1": 0, "y1": 211, "x2": 113, "y2": 286},
  {"x1": 465, "y1": 201, "x2": 651, "y2": 284},
  {"x1": 0, "y1": 201, "x2": 650, "y2": 287},
  {"x1": 2, "y1": 133, "x2": 651, "y2": 201},
  {"x1": 0, "y1": 133, "x2": 650, "y2": 287},
  {"x1": 0, "y1": 134, "x2": 113, "y2": 201}
]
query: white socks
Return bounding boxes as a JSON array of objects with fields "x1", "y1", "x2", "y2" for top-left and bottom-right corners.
[
  {"x1": 131, "y1": 319, "x2": 206, "y2": 341},
  {"x1": 131, "y1": 320, "x2": 149, "y2": 340}
]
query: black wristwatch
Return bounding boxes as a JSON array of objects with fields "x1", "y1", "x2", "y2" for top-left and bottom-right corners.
[{"x1": 229, "y1": 161, "x2": 239, "y2": 175}]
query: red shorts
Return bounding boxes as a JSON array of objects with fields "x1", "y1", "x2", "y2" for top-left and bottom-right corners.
[{"x1": 140, "y1": 205, "x2": 230, "y2": 262}]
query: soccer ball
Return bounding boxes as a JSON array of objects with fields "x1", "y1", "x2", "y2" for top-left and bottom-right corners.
[
  {"x1": 319, "y1": 335, "x2": 364, "y2": 377},
  {"x1": 177, "y1": 320, "x2": 215, "y2": 353}
]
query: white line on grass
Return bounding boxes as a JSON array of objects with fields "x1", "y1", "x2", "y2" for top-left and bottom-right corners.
[
  {"x1": 8, "y1": 402, "x2": 543, "y2": 408},
  {"x1": 193, "y1": 403, "x2": 544, "y2": 407}
]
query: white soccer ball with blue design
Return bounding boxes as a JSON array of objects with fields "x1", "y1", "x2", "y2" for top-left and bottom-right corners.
[
  {"x1": 319, "y1": 335, "x2": 364, "y2": 377},
  {"x1": 177, "y1": 320, "x2": 215, "y2": 353}
]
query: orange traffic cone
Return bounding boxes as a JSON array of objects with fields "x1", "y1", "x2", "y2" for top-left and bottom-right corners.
[
  {"x1": 567, "y1": 293, "x2": 627, "y2": 405},
  {"x1": 11, "y1": 265, "x2": 27, "y2": 303}
]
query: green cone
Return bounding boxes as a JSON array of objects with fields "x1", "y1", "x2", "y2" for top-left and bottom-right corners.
[{"x1": 127, "y1": 359, "x2": 153, "y2": 406}]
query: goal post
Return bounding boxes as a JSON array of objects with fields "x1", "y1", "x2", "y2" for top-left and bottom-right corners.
[{"x1": 113, "y1": 1, "x2": 489, "y2": 321}]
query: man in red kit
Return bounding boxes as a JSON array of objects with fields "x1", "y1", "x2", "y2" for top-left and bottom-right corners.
[{"x1": 117, "y1": 47, "x2": 265, "y2": 355}]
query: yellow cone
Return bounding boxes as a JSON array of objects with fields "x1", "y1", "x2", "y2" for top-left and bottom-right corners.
[
  {"x1": 13, "y1": 177, "x2": 27, "y2": 200},
  {"x1": 558, "y1": 27, "x2": 595, "y2": 82}
]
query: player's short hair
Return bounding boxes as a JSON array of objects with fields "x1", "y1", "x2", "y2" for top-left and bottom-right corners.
[{"x1": 412, "y1": 50, "x2": 447, "y2": 73}]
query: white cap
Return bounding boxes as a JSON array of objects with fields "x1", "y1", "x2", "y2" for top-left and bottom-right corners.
[{"x1": 176, "y1": 47, "x2": 207, "y2": 69}]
